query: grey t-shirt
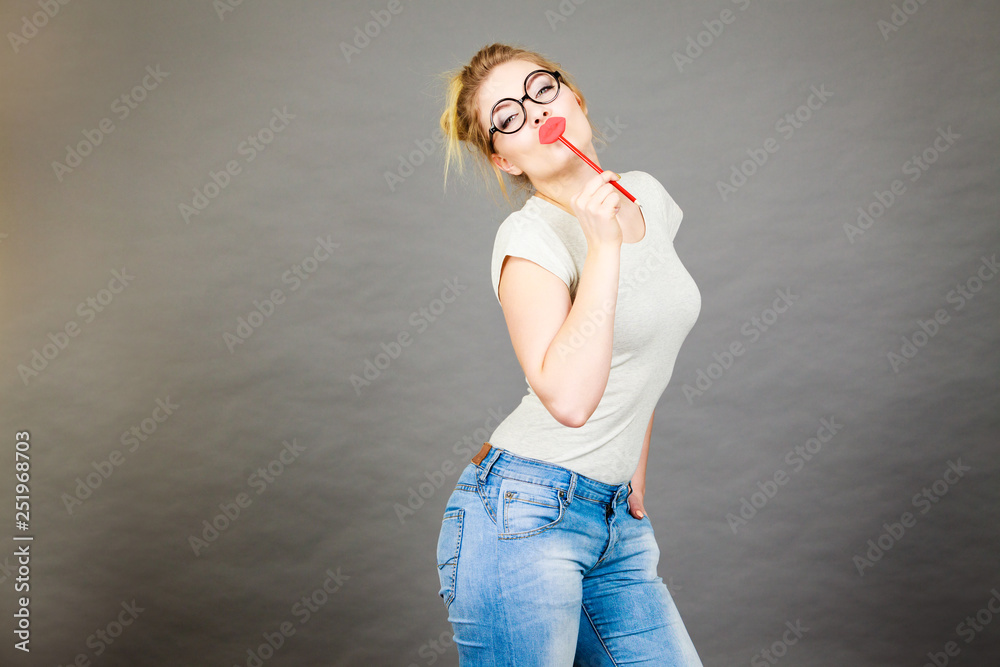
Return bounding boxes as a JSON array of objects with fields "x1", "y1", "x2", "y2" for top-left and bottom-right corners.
[{"x1": 488, "y1": 171, "x2": 701, "y2": 485}]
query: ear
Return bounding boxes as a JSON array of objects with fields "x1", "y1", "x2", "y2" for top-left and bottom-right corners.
[{"x1": 491, "y1": 152, "x2": 523, "y2": 177}]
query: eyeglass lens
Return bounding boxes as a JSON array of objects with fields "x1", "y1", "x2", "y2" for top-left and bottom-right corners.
[{"x1": 491, "y1": 71, "x2": 559, "y2": 135}]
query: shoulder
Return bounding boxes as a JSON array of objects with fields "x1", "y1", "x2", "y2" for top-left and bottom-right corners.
[
  {"x1": 490, "y1": 200, "x2": 576, "y2": 304},
  {"x1": 494, "y1": 202, "x2": 561, "y2": 249}
]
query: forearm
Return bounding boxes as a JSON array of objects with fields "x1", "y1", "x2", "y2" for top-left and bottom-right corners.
[
  {"x1": 631, "y1": 410, "x2": 654, "y2": 494},
  {"x1": 538, "y1": 244, "x2": 621, "y2": 427}
]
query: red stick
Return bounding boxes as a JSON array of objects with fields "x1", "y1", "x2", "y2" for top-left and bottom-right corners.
[{"x1": 539, "y1": 116, "x2": 636, "y2": 203}]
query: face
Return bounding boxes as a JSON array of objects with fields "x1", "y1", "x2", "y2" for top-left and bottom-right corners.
[{"x1": 477, "y1": 59, "x2": 591, "y2": 182}]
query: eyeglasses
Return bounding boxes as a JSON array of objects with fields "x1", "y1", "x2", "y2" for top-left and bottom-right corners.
[{"x1": 488, "y1": 70, "x2": 562, "y2": 145}]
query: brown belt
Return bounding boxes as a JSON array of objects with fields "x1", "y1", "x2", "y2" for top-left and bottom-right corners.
[{"x1": 472, "y1": 442, "x2": 492, "y2": 465}]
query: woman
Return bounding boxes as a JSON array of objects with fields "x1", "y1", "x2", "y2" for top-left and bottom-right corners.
[{"x1": 435, "y1": 43, "x2": 704, "y2": 666}]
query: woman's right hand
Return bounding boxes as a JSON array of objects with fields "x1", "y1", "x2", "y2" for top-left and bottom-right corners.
[{"x1": 570, "y1": 171, "x2": 624, "y2": 248}]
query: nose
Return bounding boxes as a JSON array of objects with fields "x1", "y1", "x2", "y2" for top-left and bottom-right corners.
[{"x1": 526, "y1": 107, "x2": 551, "y2": 135}]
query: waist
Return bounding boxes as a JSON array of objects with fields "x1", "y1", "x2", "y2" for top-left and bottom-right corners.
[{"x1": 471, "y1": 442, "x2": 629, "y2": 505}]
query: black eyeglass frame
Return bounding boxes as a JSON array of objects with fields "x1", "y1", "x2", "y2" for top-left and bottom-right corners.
[{"x1": 488, "y1": 70, "x2": 563, "y2": 146}]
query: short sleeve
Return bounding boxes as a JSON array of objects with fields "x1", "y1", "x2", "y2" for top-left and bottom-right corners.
[{"x1": 491, "y1": 213, "x2": 576, "y2": 305}]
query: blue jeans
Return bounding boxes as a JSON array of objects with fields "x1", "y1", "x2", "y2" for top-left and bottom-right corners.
[{"x1": 436, "y1": 443, "x2": 703, "y2": 666}]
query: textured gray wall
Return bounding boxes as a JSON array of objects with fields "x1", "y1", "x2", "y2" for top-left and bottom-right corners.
[{"x1": 1, "y1": 1, "x2": 998, "y2": 665}]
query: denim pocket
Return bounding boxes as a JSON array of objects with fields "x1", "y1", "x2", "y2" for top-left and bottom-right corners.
[
  {"x1": 436, "y1": 509, "x2": 464, "y2": 609},
  {"x1": 497, "y1": 477, "x2": 564, "y2": 539}
]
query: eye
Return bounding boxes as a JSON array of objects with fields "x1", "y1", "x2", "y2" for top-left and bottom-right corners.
[{"x1": 501, "y1": 111, "x2": 520, "y2": 130}]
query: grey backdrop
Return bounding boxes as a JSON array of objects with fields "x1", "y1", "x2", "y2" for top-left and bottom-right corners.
[{"x1": 1, "y1": 1, "x2": 998, "y2": 665}]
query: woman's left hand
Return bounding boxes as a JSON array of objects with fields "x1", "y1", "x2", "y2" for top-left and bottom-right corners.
[{"x1": 627, "y1": 483, "x2": 647, "y2": 520}]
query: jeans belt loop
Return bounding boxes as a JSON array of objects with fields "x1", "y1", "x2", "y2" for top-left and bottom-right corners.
[
  {"x1": 474, "y1": 442, "x2": 502, "y2": 484},
  {"x1": 565, "y1": 472, "x2": 577, "y2": 505}
]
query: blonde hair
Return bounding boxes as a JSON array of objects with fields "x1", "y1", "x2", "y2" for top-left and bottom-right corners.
[{"x1": 437, "y1": 43, "x2": 606, "y2": 209}]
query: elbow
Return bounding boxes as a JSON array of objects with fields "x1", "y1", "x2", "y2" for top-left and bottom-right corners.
[
  {"x1": 559, "y1": 412, "x2": 589, "y2": 429},
  {"x1": 534, "y1": 377, "x2": 602, "y2": 428},
  {"x1": 549, "y1": 399, "x2": 597, "y2": 429}
]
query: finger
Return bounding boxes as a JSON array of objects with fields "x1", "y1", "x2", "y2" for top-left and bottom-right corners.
[
  {"x1": 578, "y1": 171, "x2": 620, "y2": 202},
  {"x1": 586, "y1": 183, "x2": 620, "y2": 211},
  {"x1": 628, "y1": 499, "x2": 645, "y2": 519},
  {"x1": 601, "y1": 187, "x2": 623, "y2": 210}
]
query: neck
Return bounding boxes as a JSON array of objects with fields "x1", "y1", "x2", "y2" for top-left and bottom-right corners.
[
  {"x1": 533, "y1": 189, "x2": 567, "y2": 212},
  {"x1": 531, "y1": 158, "x2": 604, "y2": 215}
]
